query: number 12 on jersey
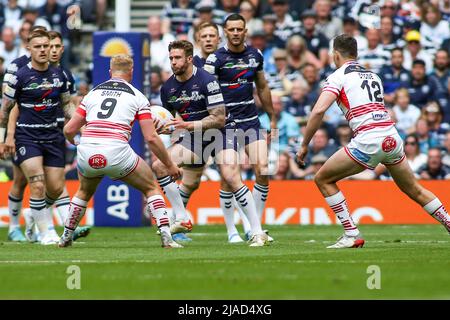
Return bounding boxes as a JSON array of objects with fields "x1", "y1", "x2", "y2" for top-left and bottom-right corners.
[{"x1": 360, "y1": 80, "x2": 383, "y2": 103}]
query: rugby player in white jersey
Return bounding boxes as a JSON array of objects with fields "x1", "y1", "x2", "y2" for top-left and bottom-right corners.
[
  {"x1": 59, "y1": 55, "x2": 182, "y2": 248},
  {"x1": 297, "y1": 34, "x2": 450, "y2": 249}
]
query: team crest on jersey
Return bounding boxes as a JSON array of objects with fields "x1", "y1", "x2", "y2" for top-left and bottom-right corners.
[
  {"x1": 382, "y1": 136, "x2": 397, "y2": 153},
  {"x1": 207, "y1": 81, "x2": 220, "y2": 93},
  {"x1": 206, "y1": 54, "x2": 217, "y2": 63},
  {"x1": 19, "y1": 146, "x2": 26, "y2": 156},
  {"x1": 89, "y1": 154, "x2": 107, "y2": 169}
]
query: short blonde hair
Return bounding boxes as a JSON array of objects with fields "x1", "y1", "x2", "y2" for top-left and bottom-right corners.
[{"x1": 110, "y1": 54, "x2": 133, "y2": 73}]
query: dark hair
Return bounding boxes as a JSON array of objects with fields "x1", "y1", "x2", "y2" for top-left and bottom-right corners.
[
  {"x1": 27, "y1": 29, "x2": 49, "y2": 43},
  {"x1": 30, "y1": 25, "x2": 47, "y2": 33},
  {"x1": 168, "y1": 40, "x2": 194, "y2": 57},
  {"x1": 333, "y1": 34, "x2": 357, "y2": 59},
  {"x1": 48, "y1": 30, "x2": 63, "y2": 42},
  {"x1": 412, "y1": 59, "x2": 426, "y2": 67},
  {"x1": 224, "y1": 13, "x2": 246, "y2": 28},
  {"x1": 391, "y1": 47, "x2": 403, "y2": 54}
]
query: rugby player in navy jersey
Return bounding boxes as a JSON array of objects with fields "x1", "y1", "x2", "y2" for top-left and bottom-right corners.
[
  {"x1": 0, "y1": 29, "x2": 73, "y2": 245},
  {"x1": 179, "y1": 22, "x2": 253, "y2": 243},
  {"x1": 2, "y1": 26, "x2": 45, "y2": 242},
  {"x1": 153, "y1": 40, "x2": 269, "y2": 246},
  {"x1": 204, "y1": 14, "x2": 276, "y2": 242}
]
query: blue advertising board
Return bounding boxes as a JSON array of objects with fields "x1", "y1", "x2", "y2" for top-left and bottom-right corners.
[{"x1": 92, "y1": 32, "x2": 151, "y2": 226}]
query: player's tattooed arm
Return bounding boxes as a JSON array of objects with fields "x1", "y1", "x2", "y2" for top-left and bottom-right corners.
[
  {"x1": 0, "y1": 97, "x2": 16, "y2": 142},
  {"x1": 198, "y1": 104, "x2": 226, "y2": 130},
  {"x1": 61, "y1": 91, "x2": 75, "y2": 119}
]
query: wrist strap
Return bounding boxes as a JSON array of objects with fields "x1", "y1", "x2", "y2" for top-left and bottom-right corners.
[{"x1": 0, "y1": 128, "x2": 6, "y2": 143}]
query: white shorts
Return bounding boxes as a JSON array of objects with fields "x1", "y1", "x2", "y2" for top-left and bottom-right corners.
[
  {"x1": 344, "y1": 127, "x2": 405, "y2": 170},
  {"x1": 77, "y1": 143, "x2": 140, "y2": 180}
]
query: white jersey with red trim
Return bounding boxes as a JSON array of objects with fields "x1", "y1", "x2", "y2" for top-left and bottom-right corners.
[
  {"x1": 322, "y1": 61, "x2": 395, "y2": 136},
  {"x1": 76, "y1": 78, "x2": 152, "y2": 144}
]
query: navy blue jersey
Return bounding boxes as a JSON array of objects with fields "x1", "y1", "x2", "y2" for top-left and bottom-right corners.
[
  {"x1": 2, "y1": 54, "x2": 31, "y2": 86},
  {"x1": 4, "y1": 62, "x2": 69, "y2": 143},
  {"x1": 160, "y1": 66, "x2": 224, "y2": 122},
  {"x1": 193, "y1": 55, "x2": 206, "y2": 68},
  {"x1": 204, "y1": 45, "x2": 263, "y2": 122}
]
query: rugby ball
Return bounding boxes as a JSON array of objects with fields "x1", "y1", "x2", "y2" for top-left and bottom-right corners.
[{"x1": 150, "y1": 105, "x2": 174, "y2": 132}]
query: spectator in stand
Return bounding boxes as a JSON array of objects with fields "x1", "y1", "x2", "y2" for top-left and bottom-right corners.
[
  {"x1": 303, "y1": 153, "x2": 328, "y2": 180},
  {"x1": 404, "y1": 134, "x2": 428, "y2": 173},
  {"x1": 379, "y1": 0, "x2": 405, "y2": 38},
  {"x1": 189, "y1": 1, "x2": 224, "y2": 47},
  {"x1": 403, "y1": 30, "x2": 434, "y2": 74},
  {"x1": 298, "y1": 9, "x2": 329, "y2": 68},
  {"x1": 420, "y1": 4, "x2": 450, "y2": 52},
  {"x1": 249, "y1": 30, "x2": 275, "y2": 73},
  {"x1": 335, "y1": 121, "x2": 352, "y2": 147},
  {"x1": 407, "y1": 59, "x2": 444, "y2": 109},
  {"x1": 3, "y1": 0, "x2": 22, "y2": 29},
  {"x1": 416, "y1": 118, "x2": 439, "y2": 154},
  {"x1": 271, "y1": 0, "x2": 301, "y2": 44},
  {"x1": 285, "y1": 35, "x2": 322, "y2": 71},
  {"x1": 12, "y1": 6, "x2": 51, "y2": 34},
  {"x1": 341, "y1": 16, "x2": 368, "y2": 56},
  {"x1": 284, "y1": 78, "x2": 312, "y2": 126},
  {"x1": 215, "y1": 0, "x2": 240, "y2": 23},
  {"x1": 302, "y1": 63, "x2": 322, "y2": 108},
  {"x1": 431, "y1": 49, "x2": 450, "y2": 122},
  {"x1": 358, "y1": 28, "x2": 391, "y2": 73},
  {"x1": 440, "y1": 0, "x2": 450, "y2": 20},
  {"x1": 17, "y1": 19, "x2": 32, "y2": 56},
  {"x1": 442, "y1": 131, "x2": 450, "y2": 167},
  {"x1": 261, "y1": 13, "x2": 286, "y2": 49},
  {"x1": 392, "y1": 88, "x2": 421, "y2": 136},
  {"x1": 239, "y1": 0, "x2": 262, "y2": 37},
  {"x1": 423, "y1": 101, "x2": 449, "y2": 148},
  {"x1": 416, "y1": 147, "x2": 450, "y2": 179},
  {"x1": 161, "y1": 0, "x2": 196, "y2": 36},
  {"x1": 379, "y1": 16, "x2": 405, "y2": 52},
  {"x1": 150, "y1": 66, "x2": 163, "y2": 106},
  {"x1": 380, "y1": 47, "x2": 412, "y2": 105},
  {"x1": 0, "y1": 26, "x2": 20, "y2": 66},
  {"x1": 266, "y1": 48, "x2": 300, "y2": 95},
  {"x1": 272, "y1": 152, "x2": 294, "y2": 180},
  {"x1": 259, "y1": 93, "x2": 300, "y2": 153},
  {"x1": 147, "y1": 15, "x2": 175, "y2": 81},
  {"x1": 304, "y1": 127, "x2": 339, "y2": 167},
  {"x1": 314, "y1": 0, "x2": 343, "y2": 40}
]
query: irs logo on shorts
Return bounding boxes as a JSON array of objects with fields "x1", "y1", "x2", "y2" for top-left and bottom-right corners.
[
  {"x1": 88, "y1": 154, "x2": 107, "y2": 169},
  {"x1": 382, "y1": 136, "x2": 397, "y2": 153}
]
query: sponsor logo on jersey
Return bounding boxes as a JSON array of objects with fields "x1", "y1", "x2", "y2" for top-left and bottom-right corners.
[
  {"x1": 382, "y1": 136, "x2": 397, "y2": 153},
  {"x1": 89, "y1": 154, "x2": 107, "y2": 169},
  {"x1": 207, "y1": 81, "x2": 220, "y2": 93},
  {"x1": 169, "y1": 91, "x2": 205, "y2": 104},
  {"x1": 372, "y1": 111, "x2": 389, "y2": 121}
]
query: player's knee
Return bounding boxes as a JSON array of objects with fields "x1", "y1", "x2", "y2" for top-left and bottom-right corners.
[
  {"x1": 182, "y1": 181, "x2": 200, "y2": 193},
  {"x1": 151, "y1": 160, "x2": 165, "y2": 176},
  {"x1": 29, "y1": 182, "x2": 45, "y2": 198}
]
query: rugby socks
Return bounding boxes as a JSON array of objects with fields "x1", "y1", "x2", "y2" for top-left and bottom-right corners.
[
  {"x1": 62, "y1": 197, "x2": 87, "y2": 240},
  {"x1": 55, "y1": 196, "x2": 71, "y2": 223},
  {"x1": 253, "y1": 183, "x2": 269, "y2": 221},
  {"x1": 219, "y1": 190, "x2": 239, "y2": 238},
  {"x1": 179, "y1": 184, "x2": 192, "y2": 207},
  {"x1": 233, "y1": 185, "x2": 263, "y2": 235},
  {"x1": 325, "y1": 191, "x2": 359, "y2": 237},
  {"x1": 423, "y1": 198, "x2": 450, "y2": 232},
  {"x1": 232, "y1": 197, "x2": 252, "y2": 237},
  {"x1": 8, "y1": 194, "x2": 22, "y2": 232},
  {"x1": 30, "y1": 198, "x2": 49, "y2": 235},
  {"x1": 147, "y1": 195, "x2": 170, "y2": 235},
  {"x1": 157, "y1": 176, "x2": 190, "y2": 222}
]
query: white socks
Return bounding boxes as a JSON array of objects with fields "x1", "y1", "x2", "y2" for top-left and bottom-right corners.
[
  {"x1": 8, "y1": 194, "x2": 22, "y2": 231},
  {"x1": 253, "y1": 183, "x2": 268, "y2": 220},
  {"x1": 233, "y1": 185, "x2": 263, "y2": 235},
  {"x1": 325, "y1": 191, "x2": 359, "y2": 237},
  {"x1": 30, "y1": 198, "x2": 49, "y2": 236},
  {"x1": 219, "y1": 190, "x2": 239, "y2": 237},
  {"x1": 423, "y1": 198, "x2": 450, "y2": 230},
  {"x1": 55, "y1": 196, "x2": 71, "y2": 223},
  {"x1": 147, "y1": 195, "x2": 170, "y2": 234},
  {"x1": 157, "y1": 176, "x2": 190, "y2": 222}
]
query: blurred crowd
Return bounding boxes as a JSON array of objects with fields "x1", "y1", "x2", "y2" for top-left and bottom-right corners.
[{"x1": 149, "y1": 0, "x2": 450, "y2": 181}]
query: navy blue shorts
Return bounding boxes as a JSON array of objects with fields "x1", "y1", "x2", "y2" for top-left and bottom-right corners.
[
  {"x1": 176, "y1": 128, "x2": 237, "y2": 166},
  {"x1": 234, "y1": 118, "x2": 265, "y2": 147},
  {"x1": 14, "y1": 138, "x2": 66, "y2": 168}
]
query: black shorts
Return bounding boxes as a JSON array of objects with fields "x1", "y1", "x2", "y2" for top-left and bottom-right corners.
[
  {"x1": 234, "y1": 118, "x2": 265, "y2": 146},
  {"x1": 13, "y1": 139, "x2": 66, "y2": 168},
  {"x1": 175, "y1": 128, "x2": 237, "y2": 166}
]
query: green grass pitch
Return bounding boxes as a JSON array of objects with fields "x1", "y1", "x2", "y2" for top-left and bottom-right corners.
[{"x1": 0, "y1": 225, "x2": 449, "y2": 299}]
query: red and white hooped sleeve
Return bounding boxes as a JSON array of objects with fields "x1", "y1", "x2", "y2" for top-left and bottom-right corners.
[
  {"x1": 76, "y1": 102, "x2": 87, "y2": 118},
  {"x1": 136, "y1": 103, "x2": 152, "y2": 121},
  {"x1": 321, "y1": 71, "x2": 342, "y2": 98}
]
